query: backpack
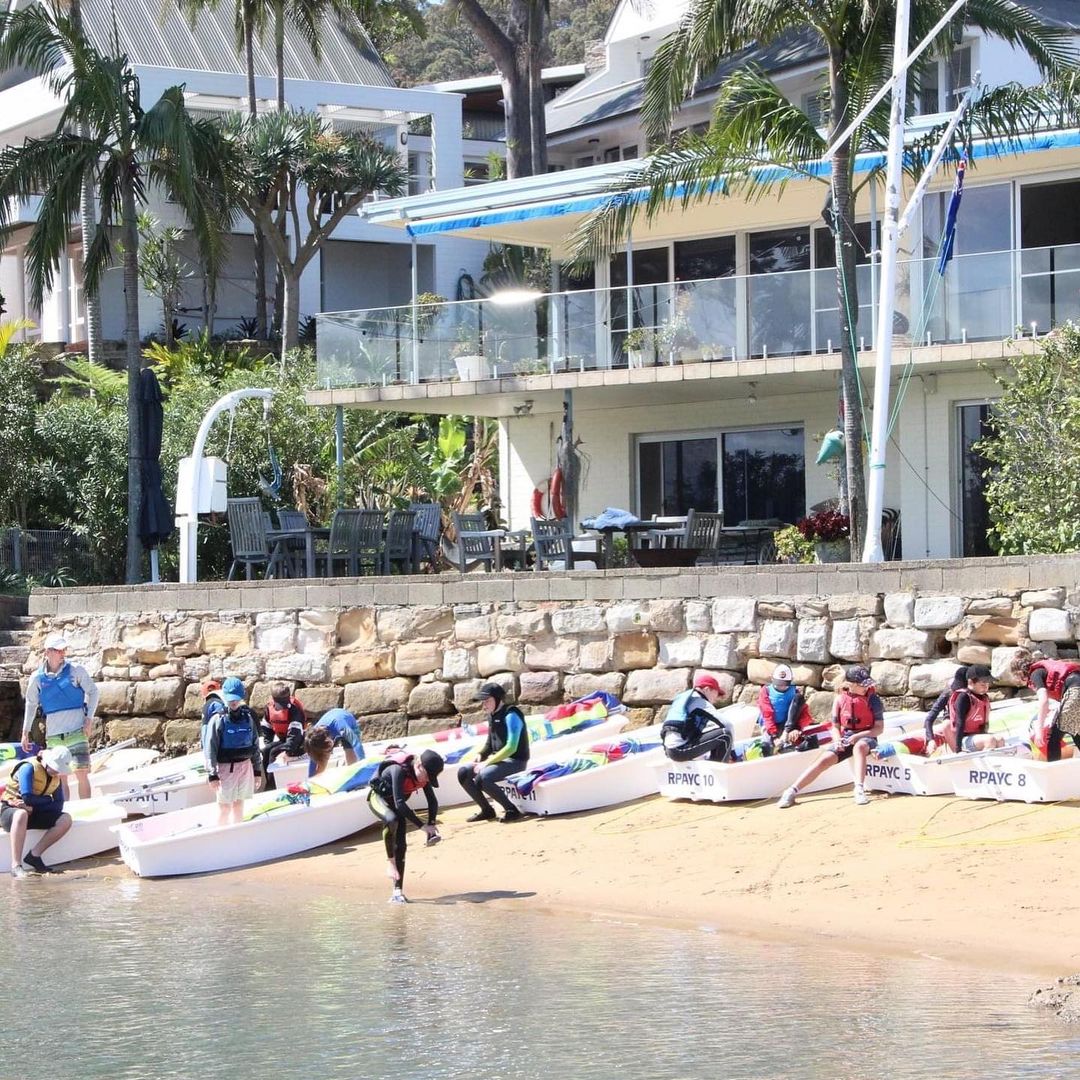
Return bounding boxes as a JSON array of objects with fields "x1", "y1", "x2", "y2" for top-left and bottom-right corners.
[{"x1": 219, "y1": 707, "x2": 256, "y2": 763}]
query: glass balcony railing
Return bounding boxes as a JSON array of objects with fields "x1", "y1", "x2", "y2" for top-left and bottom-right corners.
[{"x1": 315, "y1": 243, "x2": 1080, "y2": 390}]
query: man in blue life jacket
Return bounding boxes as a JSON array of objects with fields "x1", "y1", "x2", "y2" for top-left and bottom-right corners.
[
  {"x1": 204, "y1": 678, "x2": 264, "y2": 826},
  {"x1": 1, "y1": 745, "x2": 73, "y2": 877},
  {"x1": 458, "y1": 683, "x2": 529, "y2": 824},
  {"x1": 661, "y1": 674, "x2": 733, "y2": 762},
  {"x1": 21, "y1": 634, "x2": 99, "y2": 800}
]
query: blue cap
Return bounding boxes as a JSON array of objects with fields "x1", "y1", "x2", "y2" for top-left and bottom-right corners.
[{"x1": 221, "y1": 676, "x2": 246, "y2": 704}]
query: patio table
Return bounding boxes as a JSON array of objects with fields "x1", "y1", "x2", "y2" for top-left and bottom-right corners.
[{"x1": 266, "y1": 526, "x2": 329, "y2": 579}]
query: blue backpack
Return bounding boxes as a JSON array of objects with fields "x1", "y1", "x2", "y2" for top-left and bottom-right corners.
[{"x1": 219, "y1": 707, "x2": 256, "y2": 763}]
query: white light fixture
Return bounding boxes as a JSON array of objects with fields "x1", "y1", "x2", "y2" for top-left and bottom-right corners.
[
  {"x1": 747, "y1": 381, "x2": 758, "y2": 405},
  {"x1": 488, "y1": 288, "x2": 543, "y2": 306}
]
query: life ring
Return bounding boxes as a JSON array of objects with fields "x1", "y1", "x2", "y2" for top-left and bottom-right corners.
[
  {"x1": 549, "y1": 467, "x2": 566, "y2": 521},
  {"x1": 531, "y1": 485, "x2": 548, "y2": 519}
]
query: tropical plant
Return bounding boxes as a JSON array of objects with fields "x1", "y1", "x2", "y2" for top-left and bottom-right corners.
[
  {"x1": 0, "y1": 0, "x2": 231, "y2": 582},
  {"x1": 977, "y1": 322, "x2": 1080, "y2": 554},
  {"x1": 217, "y1": 110, "x2": 407, "y2": 357},
  {"x1": 796, "y1": 508, "x2": 851, "y2": 543},
  {"x1": 773, "y1": 523, "x2": 815, "y2": 564},
  {"x1": 623, "y1": 325, "x2": 657, "y2": 353},
  {"x1": 128, "y1": 212, "x2": 194, "y2": 347},
  {"x1": 0, "y1": 341, "x2": 42, "y2": 527},
  {"x1": 571, "y1": 0, "x2": 1079, "y2": 555},
  {"x1": 49, "y1": 357, "x2": 128, "y2": 405}
]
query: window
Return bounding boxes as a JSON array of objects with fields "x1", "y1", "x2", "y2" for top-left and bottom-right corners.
[
  {"x1": 749, "y1": 228, "x2": 811, "y2": 274},
  {"x1": 802, "y1": 90, "x2": 828, "y2": 129},
  {"x1": 622, "y1": 145, "x2": 639, "y2": 160},
  {"x1": 637, "y1": 426, "x2": 805, "y2": 522},
  {"x1": 463, "y1": 159, "x2": 491, "y2": 186},
  {"x1": 408, "y1": 151, "x2": 431, "y2": 196},
  {"x1": 912, "y1": 45, "x2": 971, "y2": 114},
  {"x1": 603, "y1": 147, "x2": 621, "y2": 163},
  {"x1": 674, "y1": 236, "x2": 735, "y2": 282},
  {"x1": 575, "y1": 154, "x2": 596, "y2": 168}
]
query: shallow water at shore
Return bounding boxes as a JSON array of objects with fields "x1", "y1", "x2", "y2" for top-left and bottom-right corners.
[{"x1": 1, "y1": 871, "x2": 1075, "y2": 1079}]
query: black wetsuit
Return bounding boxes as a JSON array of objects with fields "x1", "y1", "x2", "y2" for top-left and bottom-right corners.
[
  {"x1": 367, "y1": 761, "x2": 437, "y2": 890},
  {"x1": 924, "y1": 667, "x2": 969, "y2": 742}
]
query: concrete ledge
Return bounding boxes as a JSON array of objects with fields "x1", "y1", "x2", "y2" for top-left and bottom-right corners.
[{"x1": 26, "y1": 554, "x2": 1080, "y2": 618}]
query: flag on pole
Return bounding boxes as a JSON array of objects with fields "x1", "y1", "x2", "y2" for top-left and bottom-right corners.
[{"x1": 936, "y1": 156, "x2": 967, "y2": 275}]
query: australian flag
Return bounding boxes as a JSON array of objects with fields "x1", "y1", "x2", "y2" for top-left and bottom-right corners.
[{"x1": 936, "y1": 156, "x2": 966, "y2": 275}]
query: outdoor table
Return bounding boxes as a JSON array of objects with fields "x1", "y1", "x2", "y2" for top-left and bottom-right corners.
[
  {"x1": 584, "y1": 521, "x2": 665, "y2": 566},
  {"x1": 716, "y1": 525, "x2": 777, "y2": 565},
  {"x1": 266, "y1": 526, "x2": 329, "y2": 579}
]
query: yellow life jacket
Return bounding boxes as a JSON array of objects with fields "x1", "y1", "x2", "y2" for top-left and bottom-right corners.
[{"x1": 2, "y1": 759, "x2": 60, "y2": 806}]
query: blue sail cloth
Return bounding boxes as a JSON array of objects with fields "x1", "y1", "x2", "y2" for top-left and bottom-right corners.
[{"x1": 581, "y1": 508, "x2": 641, "y2": 529}]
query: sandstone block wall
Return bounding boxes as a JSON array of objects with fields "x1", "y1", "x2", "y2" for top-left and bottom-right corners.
[{"x1": 22, "y1": 556, "x2": 1080, "y2": 751}]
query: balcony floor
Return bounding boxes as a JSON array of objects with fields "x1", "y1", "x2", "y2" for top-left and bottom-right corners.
[{"x1": 307, "y1": 336, "x2": 1037, "y2": 416}]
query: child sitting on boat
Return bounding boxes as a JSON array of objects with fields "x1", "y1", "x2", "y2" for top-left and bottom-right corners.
[
  {"x1": 261, "y1": 682, "x2": 308, "y2": 777},
  {"x1": 778, "y1": 666, "x2": 884, "y2": 809},
  {"x1": 204, "y1": 680, "x2": 264, "y2": 825},
  {"x1": 661, "y1": 674, "x2": 733, "y2": 762},
  {"x1": 929, "y1": 664, "x2": 1003, "y2": 755},
  {"x1": 922, "y1": 665, "x2": 969, "y2": 747},
  {"x1": 1, "y1": 745, "x2": 73, "y2": 877},
  {"x1": 757, "y1": 664, "x2": 818, "y2": 751}
]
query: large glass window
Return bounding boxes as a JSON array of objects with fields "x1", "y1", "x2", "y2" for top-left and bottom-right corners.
[
  {"x1": 722, "y1": 428, "x2": 805, "y2": 524},
  {"x1": 748, "y1": 228, "x2": 812, "y2": 357},
  {"x1": 674, "y1": 236, "x2": 735, "y2": 282},
  {"x1": 956, "y1": 403, "x2": 993, "y2": 557},
  {"x1": 1021, "y1": 179, "x2": 1080, "y2": 332},
  {"x1": 637, "y1": 427, "x2": 805, "y2": 522},
  {"x1": 610, "y1": 246, "x2": 671, "y2": 365}
]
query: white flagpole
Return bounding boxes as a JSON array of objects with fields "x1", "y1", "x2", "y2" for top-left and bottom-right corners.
[{"x1": 862, "y1": 0, "x2": 912, "y2": 562}]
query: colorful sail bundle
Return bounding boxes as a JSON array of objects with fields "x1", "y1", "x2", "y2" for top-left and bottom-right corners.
[{"x1": 508, "y1": 737, "x2": 658, "y2": 796}]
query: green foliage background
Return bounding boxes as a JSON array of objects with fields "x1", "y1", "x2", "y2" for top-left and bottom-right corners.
[{"x1": 978, "y1": 323, "x2": 1080, "y2": 555}]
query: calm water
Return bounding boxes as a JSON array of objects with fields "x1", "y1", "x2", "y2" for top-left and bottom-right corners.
[{"x1": 0, "y1": 872, "x2": 1075, "y2": 1079}]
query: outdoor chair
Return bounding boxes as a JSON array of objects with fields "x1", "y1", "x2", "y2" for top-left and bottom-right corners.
[
  {"x1": 450, "y1": 511, "x2": 501, "y2": 573},
  {"x1": 383, "y1": 509, "x2": 417, "y2": 574},
  {"x1": 530, "y1": 517, "x2": 602, "y2": 571},
  {"x1": 274, "y1": 509, "x2": 309, "y2": 577},
  {"x1": 685, "y1": 509, "x2": 724, "y2": 563},
  {"x1": 408, "y1": 502, "x2": 443, "y2": 568},
  {"x1": 882, "y1": 507, "x2": 902, "y2": 560},
  {"x1": 227, "y1": 498, "x2": 281, "y2": 580},
  {"x1": 318, "y1": 508, "x2": 384, "y2": 577}
]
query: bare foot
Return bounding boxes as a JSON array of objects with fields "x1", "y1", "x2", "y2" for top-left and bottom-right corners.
[{"x1": 386, "y1": 859, "x2": 400, "y2": 882}]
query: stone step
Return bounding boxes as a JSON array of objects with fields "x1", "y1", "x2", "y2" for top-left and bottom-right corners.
[
  {"x1": 5, "y1": 616, "x2": 34, "y2": 631},
  {"x1": 0, "y1": 630, "x2": 33, "y2": 646},
  {"x1": 0, "y1": 646, "x2": 29, "y2": 668}
]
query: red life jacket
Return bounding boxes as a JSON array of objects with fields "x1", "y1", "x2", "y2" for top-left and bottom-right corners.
[
  {"x1": 266, "y1": 697, "x2": 306, "y2": 739},
  {"x1": 835, "y1": 691, "x2": 875, "y2": 734},
  {"x1": 934, "y1": 689, "x2": 991, "y2": 752},
  {"x1": 373, "y1": 751, "x2": 424, "y2": 799},
  {"x1": 1029, "y1": 659, "x2": 1080, "y2": 701}
]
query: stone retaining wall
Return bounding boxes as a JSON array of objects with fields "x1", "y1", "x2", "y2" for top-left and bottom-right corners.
[{"x1": 24, "y1": 556, "x2": 1080, "y2": 750}]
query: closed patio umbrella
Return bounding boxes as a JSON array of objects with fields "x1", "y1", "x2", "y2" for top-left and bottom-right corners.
[{"x1": 138, "y1": 367, "x2": 173, "y2": 582}]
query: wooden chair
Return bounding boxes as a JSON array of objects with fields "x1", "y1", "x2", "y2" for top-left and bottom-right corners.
[
  {"x1": 319, "y1": 508, "x2": 384, "y2": 576},
  {"x1": 685, "y1": 509, "x2": 724, "y2": 563},
  {"x1": 274, "y1": 509, "x2": 309, "y2": 577},
  {"x1": 383, "y1": 509, "x2": 417, "y2": 574},
  {"x1": 530, "y1": 518, "x2": 602, "y2": 571},
  {"x1": 450, "y1": 511, "x2": 500, "y2": 573},
  {"x1": 882, "y1": 507, "x2": 902, "y2": 560},
  {"x1": 408, "y1": 502, "x2": 442, "y2": 568},
  {"x1": 227, "y1": 498, "x2": 277, "y2": 580}
]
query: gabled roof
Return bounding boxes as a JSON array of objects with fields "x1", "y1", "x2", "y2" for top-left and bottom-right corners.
[{"x1": 80, "y1": 0, "x2": 394, "y2": 87}]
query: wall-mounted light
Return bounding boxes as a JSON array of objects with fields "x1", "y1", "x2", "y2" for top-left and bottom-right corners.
[
  {"x1": 588, "y1": 137, "x2": 600, "y2": 145},
  {"x1": 513, "y1": 399, "x2": 534, "y2": 417},
  {"x1": 747, "y1": 381, "x2": 758, "y2": 405},
  {"x1": 399, "y1": 130, "x2": 409, "y2": 146}
]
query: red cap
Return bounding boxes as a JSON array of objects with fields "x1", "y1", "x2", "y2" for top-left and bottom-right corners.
[{"x1": 694, "y1": 674, "x2": 722, "y2": 695}]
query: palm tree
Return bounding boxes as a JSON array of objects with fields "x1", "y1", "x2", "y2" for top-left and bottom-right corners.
[
  {"x1": 572, "y1": 0, "x2": 1077, "y2": 552},
  {"x1": 0, "y1": 1, "x2": 230, "y2": 583}
]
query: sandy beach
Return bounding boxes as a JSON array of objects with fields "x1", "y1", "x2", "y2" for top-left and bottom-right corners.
[{"x1": 92, "y1": 787, "x2": 1080, "y2": 980}]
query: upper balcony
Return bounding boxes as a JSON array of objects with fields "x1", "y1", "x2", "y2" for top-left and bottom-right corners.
[{"x1": 312, "y1": 241, "x2": 1074, "y2": 412}]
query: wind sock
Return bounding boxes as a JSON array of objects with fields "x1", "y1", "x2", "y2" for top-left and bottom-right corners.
[{"x1": 937, "y1": 156, "x2": 966, "y2": 275}]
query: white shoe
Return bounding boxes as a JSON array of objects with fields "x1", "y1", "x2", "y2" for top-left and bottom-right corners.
[
  {"x1": 389, "y1": 891, "x2": 408, "y2": 904},
  {"x1": 853, "y1": 785, "x2": 869, "y2": 806},
  {"x1": 777, "y1": 787, "x2": 797, "y2": 809}
]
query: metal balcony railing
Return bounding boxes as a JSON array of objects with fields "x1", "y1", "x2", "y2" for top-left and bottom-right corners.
[{"x1": 315, "y1": 243, "x2": 1080, "y2": 390}]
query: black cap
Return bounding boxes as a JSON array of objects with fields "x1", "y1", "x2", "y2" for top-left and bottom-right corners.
[
  {"x1": 844, "y1": 665, "x2": 873, "y2": 687},
  {"x1": 420, "y1": 749, "x2": 444, "y2": 787},
  {"x1": 966, "y1": 663, "x2": 993, "y2": 682},
  {"x1": 474, "y1": 682, "x2": 505, "y2": 703}
]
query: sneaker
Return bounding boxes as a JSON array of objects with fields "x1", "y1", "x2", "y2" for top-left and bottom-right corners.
[
  {"x1": 777, "y1": 787, "x2": 797, "y2": 809},
  {"x1": 22, "y1": 853, "x2": 51, "y2": 874},
  {"x1": 1059, "y1": 687, "x2": 1080, "y2": 736},
  {"x1": 466, "y1": 810, "x2": 496, "y2": 823},
  {"x1": 10, "y1": 865, "x2": 27, "y2": 879},
  {"x1": 853, "y1": 785, "x2": 869, "y2": 806},
  {"x1": 388, "y1": 891, "x2": 409, "y2": 905},
  {"x1": 500, "y1": 809, "x2": 524, "y2": 824}
]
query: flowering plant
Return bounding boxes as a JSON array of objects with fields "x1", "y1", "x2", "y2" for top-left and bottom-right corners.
[{"x1": 796, "y1": 508, "x2": 850, "y2": 542}]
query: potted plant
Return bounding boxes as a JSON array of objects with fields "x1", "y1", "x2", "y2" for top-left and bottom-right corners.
[
  {"x1": 624, "y1": 326, "x2": 655, "y2": 368},
  {"x1": 773, "y1": 524, "x2": 816, "y2": 564},
  {"x1": 660, "y1": 294, "x2": 700, "y2": 363},
  {"x1": 796, "y1": 508, "x2": 852, "y2": 563},
  {"x1": 451, "y1": 329, "x2": 487, "y2": 381}
]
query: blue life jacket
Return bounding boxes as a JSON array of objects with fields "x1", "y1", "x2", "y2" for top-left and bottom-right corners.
[
  {"x1": 37, "y1": 663, "x2": 86, "y2": 716},
  {"x1": 219, "y1": 707, "x2": 256, "y2": 763},
  {"x1": 662, "y1": 689, "x2": 714, "y2": 740},
  {"x1": 765, "y1": 684, "x2": 797, "y2": 730}
]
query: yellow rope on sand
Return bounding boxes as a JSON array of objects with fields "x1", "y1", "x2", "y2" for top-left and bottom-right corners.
[{"x1": 900, "y1": 797, "x2": 1080, "y2": 849}]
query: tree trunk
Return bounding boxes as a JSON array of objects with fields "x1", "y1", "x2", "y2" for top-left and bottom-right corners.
[
  {"x1": 829, "y1": 49, "x2": 867, "y2": 555},
  {"x1": 121, "y1": 179, "x2": 144, "y2": 585},
  {"x1": 245, "y1": 19, "x2": 268, "y2": 339},
  {"x1": 502, "y1": 67, "x2": 533, "y2": 178},
  {"x1": 527, "y1": 0, "x2": 547, "y2": 174},
  {"x1": 281, "y1": 265, "x2": 300, "y2": 359}
]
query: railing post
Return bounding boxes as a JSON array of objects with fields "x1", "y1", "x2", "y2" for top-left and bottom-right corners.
[
  {"x1": 410, "y1": 233, "x2": 419, "y2": 383},
  {"x1": 549, "y1": 259, "x2": 560, "y2": 372}
]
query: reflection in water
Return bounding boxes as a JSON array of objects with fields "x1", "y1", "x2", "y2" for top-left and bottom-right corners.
[{"x1": 1, "y1": 875, "x2": 1076, "y2": 1080}]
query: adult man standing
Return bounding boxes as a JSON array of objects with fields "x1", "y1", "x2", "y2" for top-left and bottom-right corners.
[
  {"x1": 21, "y1": 634, "x2": 99, "y2": 800},
  {"x1": 458, "y1": 683, "x2": 529, "y2": 824}
]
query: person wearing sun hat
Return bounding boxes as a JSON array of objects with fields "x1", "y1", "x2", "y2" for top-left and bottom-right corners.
[
  {"x1": 660, "y1": 673, "x2": 734, "y2": 762},
  {"x1": 778, "y1": 665, "x2": 884, "y2": 809},
  {"x1": 21, "y1": 633, "x2": 99, "y2": 801},
  {"x1": 203, "y1": 677, "x2": 264, "y2": 825},
  {"x1": 1, "y1": 745, "x2": 74, "y2": 877}
]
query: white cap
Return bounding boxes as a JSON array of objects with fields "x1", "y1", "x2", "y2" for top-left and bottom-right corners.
[
  {"x1": 40, "y1": 746, "x2": 73, "y2": 775},
  {"x1": 44, "y1": 634, "x2": 69, "y2": 652},
  {"x1": 771, "y1": 664, "x2": 794, "y2": 684}
]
